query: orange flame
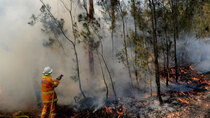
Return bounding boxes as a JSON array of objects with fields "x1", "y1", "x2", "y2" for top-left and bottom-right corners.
[
  {"x1": 196, "y1": 92, "x2": 203, "y2": 95},
  {"x1": 171, "y1": 69, "x2": 175, "y2": 74},
  {"x1": 177, "y1": 98, "x2": 189, "y2": 104},
  {"x1": 200, "y1": 80, "x2": 209, "y2": 85},
  {"x1": 191, "y1": 77, "x2": 199, "y2": 81},
  {"x1": 187, "y1": 81, "x2": 192, "y2": 85},
  {"x1": 143, "y1": 102, "x2": 147, "y2": 106},
  {"x1": 116, "y1": 106, "x2": 125, "y2": 118},
  {"x1": 105, "y1": 105, "x2": 113, "y2": 114},
  {"x1": 169, "y1": 77, "x2": 173, "y2": 81},
  {"x1": 180, "y1": 69, "x2": 187, "y2": 74},
  {"x1": 144, "y1": 92, "x2": 157, "y2": 99},
  {"x1": 187, "y1": 92, "x2": 193, "y2": 97},
  {"x1": 189, "y1": 65, "x2": 195, "y2": 71},
  {"x1": 179, "y1": 91, "x2": 186, "y2": 96}
]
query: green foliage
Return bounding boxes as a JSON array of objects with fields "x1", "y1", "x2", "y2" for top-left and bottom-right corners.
[
  {"x1": 70, "y1": 75, "x2": 78, "y2": 82},
  {"x1": 97, "y1": 0, "x2": 119, "y2": 32},
  {"x1": 28, "y1": 4, "x2": 68, "y2": 47},
  {"x1": 116, "y1": 50, "x2": 127, "y2": 66},
  {"x1": 193, "y1": 1, "x2": 210, "y2": 38},
  {"x1": 78, "y1": 11, "x2": 102, "y2": 51},
  {"x1": 42, "y1": 38, "x2": 55, "y2": 47}
]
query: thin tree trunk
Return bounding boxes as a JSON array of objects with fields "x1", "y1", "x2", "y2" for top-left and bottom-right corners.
[
  {"x1": 88, "y1": 0, "x2": 94, "y2": 22},
  {"x1": 56, "y1": 0, "x2": 86, "y2": 98},
  {"x1": 170, "y1": 0, "x2": 178, "y2": 82},
  {"x1": 165, "y1": 29, "x2": 169, "y2": 86},
  {"x1": 131, "y1": 0, "x2": 139, "y2": 84},
  {"x1": 88, "y1": 0, "x2": 95, "y2": 76},
  {"x1": 111, "y1": 0, "x2": 115, "y2": 59},
  {"x1": 147, "y1": 66, "x2": 153, "y2": 97},
  {"x1": 149, "y1": 0, "x2": 163, "y2": 104},
  {"x1": 119, "y1": 3, "x2": 132, "y2": 86},
  {"x1": 97, "y1": 51, "x2": 109, "y2": 100},
  {"x1": 160, "y1": 35, "x2": 166, "y2": 78},
  {"x1": 164, "y1": 0, "x2": 169, "y2": 87},
  {"x1": 88, "y1": 43, "x2": 95, "y2": 75},
  {"x1": 74, "y1": 45, "x2": 86, "y2": 98},
  {"x1": 80, "y1": 0, "x2": 95, "y2": 76},
  {"x1": 174, "y1": 30, "x2": 178, "y2": 82},
  {"x1": 145, "y1": 0, "x2": 149, "y2": 21},
  {"x1": 90, "y1": 25, "x2": 117, "y2": 102},
  {"x1": 69, "y1": 0, "x2": 86, "y2": 98},
  {"x1": 123, "y1": 19, "x2": 132, "y2": 84},
  {"x1": 111, "y1": 29, "x2": 114, "y2": 59},
  {"x1": 99, "y1": 52, "x2": 118, "y2": 101}
]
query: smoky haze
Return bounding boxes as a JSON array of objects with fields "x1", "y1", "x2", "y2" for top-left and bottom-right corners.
[
  {"x1": 0, "y1": 0, "x2": 82, "y2": 111},
  {"x1": 1, "y1": 0, "x2": 209, "y2": 113},
  {"x1": 177, "y1": 35, "x2": 210, "y2": 72},
  {"x1": 0, "y1": 0, "x2": 128, "y2": 111}
]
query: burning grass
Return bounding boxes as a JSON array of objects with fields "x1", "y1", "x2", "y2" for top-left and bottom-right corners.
[
  {"x1": 177, "y1": 98, "x2": 189, "y2": 104},
  {"x1": 160, "y1": 65, "x2": 210, "y2": 108}
]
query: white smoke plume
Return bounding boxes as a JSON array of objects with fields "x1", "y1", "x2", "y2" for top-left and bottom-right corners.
[
  {"x1": 0, "y1": 0, "x2": 131, "y2": 112},
  {"x1": 177, "y1": 35, "x2": 210, "y2": 72},
  {"x1": 0, "y1": 0, "x2": 84, "y2": 111}
]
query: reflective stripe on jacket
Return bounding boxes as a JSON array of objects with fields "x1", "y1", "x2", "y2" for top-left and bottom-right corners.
[{"x1": 41, "y1": 74, "x2": 59, "y2": 103}]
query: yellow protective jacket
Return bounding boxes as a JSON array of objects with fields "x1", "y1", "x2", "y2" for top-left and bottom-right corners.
[{"x1": 41, "y1": 74, "x2": 59, "y2": 103}]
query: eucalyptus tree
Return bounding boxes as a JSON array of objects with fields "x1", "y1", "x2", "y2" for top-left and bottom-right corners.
[
  {"x1": 148, "y1": 0, "x2": 163, "y2": 104},
  {"x1": 29, "y1": 0, "x2": 86, "y2": 99}
]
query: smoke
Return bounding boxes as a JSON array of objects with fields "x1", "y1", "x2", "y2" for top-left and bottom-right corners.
[
  {"x1": 0, "y1": 0, "x2": 41, "y2": 111},
  {"x1": 0, "y1": 0, "x2": 127, "y2": 112},
  {"x1": 0, "y1": 0, "x2": 83, "y2": 111},
  {"x1": 177, "y1": 35, "x2": 210, "y2": 72},
  {"x1": 0, "y1": 0, "x2": 165, "y2": 112}
]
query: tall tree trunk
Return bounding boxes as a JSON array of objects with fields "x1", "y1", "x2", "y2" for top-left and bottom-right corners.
[
  {"x1": 149, "y1": 0, "x2": 163, "y2": 104},
  {"x1": 89, "y1": 0, "x2": 94, "y2": 22},
  {"x1": 111, "y1": 0, "x2": 116, "y2": 58},
  {"x1": 119, "y1": 2, "x2": 132, "y2": 86},
  {"x1": 131, "y1": 0, "x2": 139, "y2": 85},
  {"x1": 88, "y1": 0, "x2": 95, "y2": 75},
  {"x1": 145, "y1": 0, "x2": 149, "y2": 21},
  {"x1": 69, "y1": 0, "x2": 86, "y2": 98},
  {"x1": 40, "y1": 0, "x2": 86, "y2": 98},
  {"x1": 173, "y1": 29, "x2": 178, "y2": 82},
  {"x1": 161, "y1": 36, "x2": 167, "y2": 82},
  {"x1": 164, "y1": 0, "x2": 169, "y2": 86},
  {"x1": 165, "y1": 28, "x2": 169, "y2": 86},
  {"x1": 99, "y1": 52, "x2": 118, "y2": 101},
  {"x1": 123, "y1": 18, "x2": 132, "y2": 85},
  {"x1": 92, "y1": 27, "x2": 118, "y2": 102},
  {"x1": 74, "y1": 45, "x2": 86, "y2": 98},
  {"x1": 171, "y1": 0, "x2": 179, "y2": 82},
  {"x1": 88, "y1": 42, "x2": 95, "y2": 75},
  {"x1": 97, "y1": 51, "x2": 109, "y2": 100}
]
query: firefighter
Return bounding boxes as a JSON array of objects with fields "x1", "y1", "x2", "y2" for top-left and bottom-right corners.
[{"x1": 41, "y1": 66, "x2": 63, "y2": 118}]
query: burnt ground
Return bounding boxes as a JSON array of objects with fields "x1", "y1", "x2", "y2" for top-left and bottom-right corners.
[
  {"x1": 0, "y1": 73, "x2": 210, "y2": 118},
  {"x1": 0, "y1": 86, "x2": 209, "y2": 118},
  {"x1": 161, "y1": 70, "x2": 210, "y2": 118},
  {"x1": 164, "y1": 86, "x2": 210, "y2": 118}
]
